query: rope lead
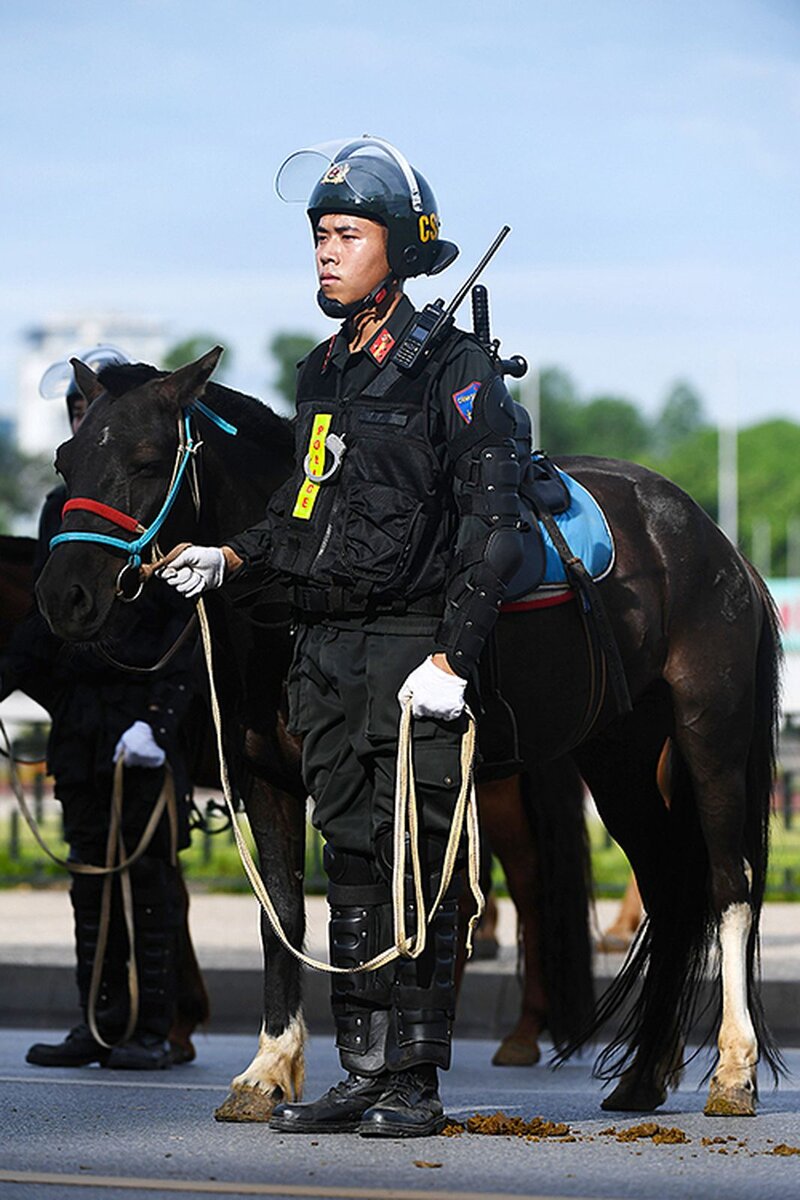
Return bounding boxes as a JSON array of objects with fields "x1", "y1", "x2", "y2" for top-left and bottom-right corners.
[{"x1": 196, "y1": 597, "x2": 484, "y2": 974}]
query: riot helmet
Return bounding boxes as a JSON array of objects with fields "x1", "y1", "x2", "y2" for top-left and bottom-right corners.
[
  {"x1": 40, "y1": 344, "x2": 129, "y2": 429},
  {"x1": 276, "y1": 137, "x2": 459, "y2": 317}
]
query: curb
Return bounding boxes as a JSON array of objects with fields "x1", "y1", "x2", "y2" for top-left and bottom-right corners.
[{"x1": 3, "y1": 961, "x2": 799, "y2": 1044}]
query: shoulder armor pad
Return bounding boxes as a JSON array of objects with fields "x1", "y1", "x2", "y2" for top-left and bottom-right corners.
[{"x1": 479, "y1": 373, "x2": 516, "y2": 437}]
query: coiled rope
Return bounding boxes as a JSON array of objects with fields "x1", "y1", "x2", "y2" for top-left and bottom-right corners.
[{"x1": 195, "y1": 597, "x2": 484, "y2": 973}]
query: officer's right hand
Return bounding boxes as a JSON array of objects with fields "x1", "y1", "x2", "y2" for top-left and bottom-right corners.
[
  {"x1": 157, "y1": 545, "x2": 226, "y2": 597},
  {"x1": 114, "y1": 721, "x2": 166, "y2": 769},
  {"x1": 398, "y1": 656, "x2": 467, "y2": 721}
]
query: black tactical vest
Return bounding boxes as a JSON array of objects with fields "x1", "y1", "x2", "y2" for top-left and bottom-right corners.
[{"x1": 267, "y1": 335, "x2": 462, "y2": 611}]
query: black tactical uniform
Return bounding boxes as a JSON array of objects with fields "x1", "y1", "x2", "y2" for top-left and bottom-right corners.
[
  {"x1": 162, "y1": 135, "x2": 528, "y2": 1134},
  {"x1": 1, "y1": 484, "x2": 196, "y2": 1069},
  {"x1": 227, "y1": 294, "x2": 525, "y2": 1107}
]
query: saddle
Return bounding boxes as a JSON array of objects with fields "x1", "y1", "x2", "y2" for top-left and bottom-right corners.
[
  {"x1": 504, "y1": 455, "x2": 614, "y2": 603},
  {"x1": 497, "y1": 453, "x2": 630, "y2": 732}
]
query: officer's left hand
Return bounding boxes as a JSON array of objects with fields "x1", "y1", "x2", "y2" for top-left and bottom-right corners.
[
  {"x1": 398, "y1": 656, "x2": 467, "y2": 721},
  {"x1": 113, "y1": 720, "x2": 166, "y2": 769}
]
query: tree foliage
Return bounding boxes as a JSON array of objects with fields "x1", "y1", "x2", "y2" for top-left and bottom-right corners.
[
  {"x1": 163, "y1": 335, "x2": 232, "y2": 378},
  {"x1": 269, "y1": 332, "x2": 318, "y2": 410},
  {"x1": 0, "y1": 435, "x2": 54, "y2": 533}
]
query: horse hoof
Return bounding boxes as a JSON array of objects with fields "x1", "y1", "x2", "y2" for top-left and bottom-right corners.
[
  {"x1": 214, "y1": 1084, "x2": 279, "y2": 1123},
  {"x1": 168, "y1": 1039, "x2": 196, "y2": 1065},
  {"x1": 704, "y1": 1079, "x2": 756, "y2": 1117},
  {"x1": 601, "y1": 1080, "x2": 666, "y2": 1112},
  {"x1": 492, "y1": 1036, "x2": 541, "y2": 1067}
]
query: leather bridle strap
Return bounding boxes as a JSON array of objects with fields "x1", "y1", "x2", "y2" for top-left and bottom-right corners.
[{"x1": 61, "y1": 498, "x2": 143, "y2": 534}]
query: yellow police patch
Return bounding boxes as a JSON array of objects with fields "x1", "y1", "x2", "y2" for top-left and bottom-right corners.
[{"x1": 293, "y1": 413, "x2": 332, "y2": 519}]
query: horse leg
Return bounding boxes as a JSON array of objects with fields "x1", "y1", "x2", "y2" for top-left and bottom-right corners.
[
  {"x1": 215, "y1": 775, "x2": 307, "y2": 1123},
  {"x1": 168, "y1": 863, "x2": 210, "y2": 1065},
  {"x1": 575, "y1": 712, "x2": 683, "y2": 1112},
  {"x1": 477, "y1": 775, "x2": 547, "y2": 1067},
  {"x1": 596, "y1": 873, "x2": 643, "y2": 953},
  {"x1": 666, "y1": 634, "x2": 766, "y2": 1116}
]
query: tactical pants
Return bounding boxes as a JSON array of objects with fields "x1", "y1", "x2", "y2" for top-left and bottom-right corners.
[
  {"x1": 60, "y1": 768, "x2": 182, "y2": 1042},
  {"x1": 287, "y1": 621, "x2": 466, "y2": 1072}
]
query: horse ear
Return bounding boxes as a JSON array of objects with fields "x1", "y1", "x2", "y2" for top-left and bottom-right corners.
[
  {"x1": 156, "y1": 346, "x2": 224, "y2": 409},
  {"x1": 69, "y1": 359, "x2": 105, "y2": 404}
]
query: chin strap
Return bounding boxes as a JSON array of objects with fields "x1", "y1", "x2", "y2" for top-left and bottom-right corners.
[{"x1": 316, "y1": 273, "x2": 397, "y2": 320}]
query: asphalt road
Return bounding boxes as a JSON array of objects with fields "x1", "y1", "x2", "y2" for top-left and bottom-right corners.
[{"x1": 1, "y1": 1031, "x2": 799, "y2": 1200}]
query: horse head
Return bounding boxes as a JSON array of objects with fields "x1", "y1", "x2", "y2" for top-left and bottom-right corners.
[{"x1": 36, "y1": 347, "x2": 224, "y2": 644}]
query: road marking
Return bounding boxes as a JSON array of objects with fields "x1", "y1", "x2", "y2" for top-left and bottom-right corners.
[
  {"x1": 0, "y1": 1073, "x2": 225, "y2": 1091},
  {"x1": 0, "y1": 1170, "x2": 610, "y2": 1200}
]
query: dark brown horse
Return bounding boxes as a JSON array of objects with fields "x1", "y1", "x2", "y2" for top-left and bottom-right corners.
[{"x1": 36, "y1": 349, "x2": 782, "y2": 1118}]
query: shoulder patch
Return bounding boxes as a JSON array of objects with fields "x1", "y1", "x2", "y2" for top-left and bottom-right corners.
[
  {"x1": 451, "y1": 380, "x2": 481, "y2": 423},
  {"x1": 368, "y1": 328, "x2": 395, "y2": 365}
]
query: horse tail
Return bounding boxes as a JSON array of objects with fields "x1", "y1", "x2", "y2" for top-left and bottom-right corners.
[
  {"x1": 741, "y1": 564, "x2": 784, "y2": 1080},
  {"x1": 523, "y1": 759, "x2": 595, "y2": 1048}
]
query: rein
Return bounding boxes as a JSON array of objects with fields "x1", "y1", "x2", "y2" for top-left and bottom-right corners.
[
  {"x1": 50, "y1": 401, "x2": 237, "y2": 602},
  {"x1": 0, "y1": 716, "x2": 178, "y2": 1047}
]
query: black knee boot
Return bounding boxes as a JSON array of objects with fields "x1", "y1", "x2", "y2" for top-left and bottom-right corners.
[
  {"x1": 359, "y1": 876, "x2": 460, "y2": 1138},
  {"x1": 27, "y1": 872, "x2": 126, "y2": 1067},
  {"x1": 270, "y1": 850, "x2": 393, "y2": 1133},
  {"x1": 105, "y1": 856, "x2": 179, "y2": 1070}
]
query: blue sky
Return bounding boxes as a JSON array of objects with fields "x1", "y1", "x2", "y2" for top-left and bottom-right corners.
[{"x1": 2, "y1": 0, "x2": 798, "y2": 426}]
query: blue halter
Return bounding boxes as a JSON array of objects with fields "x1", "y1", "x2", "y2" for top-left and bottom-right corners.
[{"x1": 50, "y1": 402, "x2": 237, "y2": 574}]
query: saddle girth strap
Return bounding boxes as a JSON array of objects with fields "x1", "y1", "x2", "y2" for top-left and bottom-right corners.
[{"x1": 532, "y1": 501, "x2": 632, "y2": 723}]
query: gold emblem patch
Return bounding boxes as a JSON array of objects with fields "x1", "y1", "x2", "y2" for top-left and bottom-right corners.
[{"x1": 321, "y1": 162, "x2": 350, "y2": 185}]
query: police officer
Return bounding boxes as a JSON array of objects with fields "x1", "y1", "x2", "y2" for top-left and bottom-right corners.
[
  {"x1": 1, "y1": 349, "x2": 197, "y2": 1070},
  {"x1": 159, "y1": 137, "x2": 526, "y2": 1134}
]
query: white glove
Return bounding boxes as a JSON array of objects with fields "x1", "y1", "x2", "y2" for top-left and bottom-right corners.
[
  {"x1": 397, "y1": 656, "x2": 467, "y2": 721},
  {"x1": 114, "y1": 720, "x2": 166, "y2": 768},
  {"x1": 158, "y1": 545, "x2": 226, "y2": 597}
]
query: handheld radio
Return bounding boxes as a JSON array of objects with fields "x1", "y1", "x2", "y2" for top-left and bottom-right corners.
[{"x1": 395, "y1": 226, "x2": 522, "y2": 376}]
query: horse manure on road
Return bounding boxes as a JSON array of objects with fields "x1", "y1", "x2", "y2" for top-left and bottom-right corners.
[
  {"x1": 442, "y1": 1115, "x2": 800, "y2": 1159},
  {"x1": 600, "y1": 1122, "x2": 690, "y2": 1144},
  {"x1": 442, "y1": 1112, "x2": 573, "y2": 1139}
]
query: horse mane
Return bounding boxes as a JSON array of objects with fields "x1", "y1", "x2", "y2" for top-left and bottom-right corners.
[{"x1": 97, "y1": 362, "x2": 295, "y2": 461}]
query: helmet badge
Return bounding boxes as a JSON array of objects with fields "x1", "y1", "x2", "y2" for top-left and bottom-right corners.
[{"x1": 321, "y1": 162, "x2": 351, "y2": 185}]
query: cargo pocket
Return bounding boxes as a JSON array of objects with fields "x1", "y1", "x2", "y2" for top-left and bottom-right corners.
[
  {"x1": 342, "y1": 483, "x2": 423, "y2": 587},
  {"x1": 364, "y1": 634, "x2": 440, "y2": 744},
  {"x1": 408, "y1": 738, "x2": 465, "y2": 843}
]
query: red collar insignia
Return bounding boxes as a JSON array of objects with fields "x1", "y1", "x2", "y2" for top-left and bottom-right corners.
[
  {"x1": 367, "y1": 328, "x2": 395, "y2": 366},
  {"x1": 321, "y1": 335, "x2": 337, "y2": 373}
]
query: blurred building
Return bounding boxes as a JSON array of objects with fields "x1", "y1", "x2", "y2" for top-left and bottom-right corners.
[{"x1": 16, "y1": 315, "x2": 167, "y2": 455}]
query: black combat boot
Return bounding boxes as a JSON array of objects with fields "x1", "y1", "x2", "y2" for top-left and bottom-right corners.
[
  {"x1": 271, "y1": 850, "x2": 393, "y2": 1134},
  {"x1": 270, "y1": 1071, "x2": 391, "y2": 1134},
  {"x1": 359, "y1": 1063, "x2": 446, "y2": 1138},
  {"x1": 106, "y1": 856, "x2": 179, "y2": 1071},
  {"x1": 26, "y1": 1023, "x2": 109, "y2": 1068},
  {"x1": 359, "y1": 872, "x2": 459, "y2": 1137}
]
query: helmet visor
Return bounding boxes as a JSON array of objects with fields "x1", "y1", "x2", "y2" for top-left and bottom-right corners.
[
  {"x1": 276, "y1": 136, "x2": 423, "y2": 213},
  {"x1": 39, "y1": 344, "x2": 129, "y2": 399}
]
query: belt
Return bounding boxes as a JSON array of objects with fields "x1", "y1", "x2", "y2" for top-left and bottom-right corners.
[{"x1": 291, "y1": 584, "x2": 444, "y2": 621}]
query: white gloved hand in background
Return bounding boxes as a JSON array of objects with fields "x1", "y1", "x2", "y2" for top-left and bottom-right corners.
[
  {"x1": 397, "y1": 656, "x2": 467, "y2": 721},
  {"x1": 158, "y1": 545, "x2": 226, "y2": 597},
  {"x1": 114, "y1": 720, "x2": 166, "y2": 768}
]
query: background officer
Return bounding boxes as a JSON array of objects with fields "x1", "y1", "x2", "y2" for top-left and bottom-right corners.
[
  {"x1": 159, "y1": 137, "x2": 527, "y2": 1134},
  {"x1": 1, "y1": 348, "x2": 197, "y2": 1070}
]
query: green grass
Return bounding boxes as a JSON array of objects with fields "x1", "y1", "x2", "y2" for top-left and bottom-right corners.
[{"x1": 2, "y1": 808, "x2": 799, "y2": 899}]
